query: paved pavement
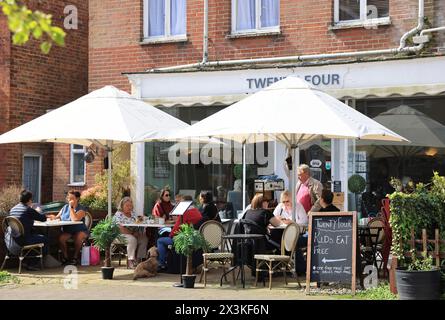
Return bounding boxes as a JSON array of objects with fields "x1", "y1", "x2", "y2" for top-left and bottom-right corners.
[{"x1": 0, "y1": 265, "x2": 334, "y2": 300}]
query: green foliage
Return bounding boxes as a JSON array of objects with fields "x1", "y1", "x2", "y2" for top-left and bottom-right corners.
[
  {"x1": 407, "y1": 250, "x2": 434, "y2": 271},
  {"x1": 0, "y1": 0, "x2": 66, "y2": 54},
  {"x1": 0, "y1": 271, "x2": 19, "y2": 285},
  {"x1": 355, "y1": 284, "x2": 397, "y2": 300},
  {"x1": 173, "y1": 224, "x2": 209, "y2": 275},
  {"x1": 90, "y1": 217, "x2": 125, "y2": 267},
  {"x1": 348, "y1": 174, "x2": 366, "y2": 194},
  {"x1": 389, "y1": 172, "x2": 445, "y2": 267},
  {"x1": 0, "y1": 184, "x2": 22, "y2": 216},
  {"x1": 79, "y1": 147, "x2": 132, "y2": 211}
]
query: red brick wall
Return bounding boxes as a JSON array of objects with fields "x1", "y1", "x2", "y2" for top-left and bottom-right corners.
[
  {"x1": 89, "y1": 0, "x2": 441, "y2": 92},
  {"x1": 84, "y1": 0, "x2": 444, "y2": 200},
  {"x1": 0, "y1": 0, "x2": 89, "y2": 203}
]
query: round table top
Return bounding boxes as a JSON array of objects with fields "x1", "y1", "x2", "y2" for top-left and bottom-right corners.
[{"x1": 223, "y1": 233, "x2": 264, "y2": 240}]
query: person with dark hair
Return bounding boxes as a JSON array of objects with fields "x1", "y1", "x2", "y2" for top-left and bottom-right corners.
[
  {"x1": 49, "y1": 190, "x2": 88, "y2": 265},
  {"x1": 156, "y1": 194, "x2": 202, "y2": 271},
  {"x1": 319, "y1": 190, "x2": 340, "y2": 212},
  {"x1": 152, "y1": 188, "x2": 173, "y2": 220},
  {"x1": 4, "y1": 190, "x2": 48, "y2": 270},
  {"x1": 196, "y1": 190, "x2": 220, "y2": 229}
]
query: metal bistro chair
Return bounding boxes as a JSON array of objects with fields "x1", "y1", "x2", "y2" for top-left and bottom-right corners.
[
  {"x1": 199, "y1": 220, "x2": 235, "y2": 287},
  {"x1": 111, "y1": 239, "x2": 128, "y2": 267},
  {"x1": 367, "y1": 217, "x2": 385, "y2": 272},
  {"x1": 254, "y1": 222, "x2": 301, "y2": 290},
  {"x1": 1, "y1": 216, "x2": 44, "y2": 274}
]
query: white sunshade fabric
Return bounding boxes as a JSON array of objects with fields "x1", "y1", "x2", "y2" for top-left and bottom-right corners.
[
  {"x1": 0, "y1": 85, "x2": 189, "y2": 148},
  {"x1": 169, "y1": 76, "x2": 407, "y2": 145},
  {"x1": 168, "y1": 76, "x2": 408, "y2": 221}
]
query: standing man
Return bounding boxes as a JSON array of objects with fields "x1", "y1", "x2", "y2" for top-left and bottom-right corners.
[
  {"x1": 4, "y1": 190, "x2": 48, "y2": 270},
  {"x1": 296, "y1": 164, "x2": 323, "y2": 213}
]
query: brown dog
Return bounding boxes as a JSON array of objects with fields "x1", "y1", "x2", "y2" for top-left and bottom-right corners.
[{"x1": 133, "y1": 246, "x2": 159, "y2": 280}]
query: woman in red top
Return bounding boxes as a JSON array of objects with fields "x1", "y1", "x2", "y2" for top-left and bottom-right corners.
[{"x1": 152, "y1": 188, "x2": 173, "y2": 220}]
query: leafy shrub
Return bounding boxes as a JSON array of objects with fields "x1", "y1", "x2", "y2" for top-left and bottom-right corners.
[
  {"x1": 79, "y1": 146, "x2": 132, "y2": 211},
  {"x1": 389, "y1": 172, "x2": 445, "y2": 268},
  {"x1": 90, "y1": 217, "x2": 125, "y2": 267},
  {"x1": 0, "y1": 185, "x2": 22, "y2": 216},
  {"x1": 348, "y1": 174, "x2": 366, "y2": 194}
]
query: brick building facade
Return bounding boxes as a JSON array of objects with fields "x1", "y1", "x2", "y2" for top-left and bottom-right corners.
[
  {"x1": 83, "y1": 0, "x2": 445, "y2": 214},
  {"x1": 0, "y1": 0, "x2": 88, "y2": 203}
]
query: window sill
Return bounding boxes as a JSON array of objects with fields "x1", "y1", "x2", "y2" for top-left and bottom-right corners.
[
  {"x1": 140, "y1": 35, "x2": 188, "y2": 45},
  {"x1": 329, "y1": 17, "x2": 391, "y2": 30},
  {"x1": 68, "y1": 183, "x2": 86, "y2": 187},
  {"x1": 227, "y1": 29, "x2": 281, "y2": 39}
]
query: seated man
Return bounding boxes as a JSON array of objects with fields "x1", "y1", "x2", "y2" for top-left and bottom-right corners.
[
  {"x1": 294, "y1": 189, "x2": 340, "y2": 275},
  {"x1": 4, "y1": 190, "x2": 48, "y2": 270},
  {"x1": 156, "y1": 195, "x2": 202, "y2": 271},
  {"x1": 319, "y1": 190, "x2": 340, "y2": 212}
]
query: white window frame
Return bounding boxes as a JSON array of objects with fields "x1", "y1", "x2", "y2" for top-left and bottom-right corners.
[
  {"x1": 70, "y1": 144, "x2": 86, "y2": 186},
  {"x1": 142, "y1": 0, "x2": 187, "y2": 44},
  {"x1": 231, "y1": 0, "x2": 280, "y2": 36},
  {"x1": 333, "y1": 0, "x2": 390, "y2": 28},
  {"x1": 23, "y1": 154, "x2": 42, "y2": 204}
]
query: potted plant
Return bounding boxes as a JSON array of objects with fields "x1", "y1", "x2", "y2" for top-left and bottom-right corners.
[
  {"x1": 395, "y1": 250, "x2": 441, "y2": 300},
  {"x1": 173, "y1": 224, "x2": 209, "y2": 288},
  {"x1": 90, "y1": 217, "x2": 125, "y2": 280},
  {"x1": 348, "y1": 174, "x2": 366, "y2": 215},
  {"x1": 389, "y1": 173, "x2": 445, "y2": 299}
]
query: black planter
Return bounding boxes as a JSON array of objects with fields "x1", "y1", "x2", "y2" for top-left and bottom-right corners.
[
  {"x1": 101, "y1": 267, "x2": 115, "y2": 280},
  {"x1": 182, "y1": 275, "x2": 196, "y2": 288},
  {"x1": 395, "y1": 268, "x2": 441, "y2": 300}
]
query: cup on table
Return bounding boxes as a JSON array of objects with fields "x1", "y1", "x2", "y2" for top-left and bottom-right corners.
[
  {"x1": 158, "y1": 217, "x2": 165, "y2": 225},
  {"x1": 136, "y1": 216, "x2": 144, "y2": 223}
]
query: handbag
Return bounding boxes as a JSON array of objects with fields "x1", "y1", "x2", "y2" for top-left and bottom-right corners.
[
  {"x1": 89, "y1": 245, "x2": 100, "y2": 266},
  {"x1": 81, "y1": 245, "x2": 90, "y2": 266}
]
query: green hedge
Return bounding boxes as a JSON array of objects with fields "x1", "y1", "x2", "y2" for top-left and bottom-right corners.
[{"x1": 389, "y1": 173, "x2": 445, "y2": 263}]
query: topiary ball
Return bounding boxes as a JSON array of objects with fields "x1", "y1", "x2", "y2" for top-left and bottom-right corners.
[{"x1": 348, "y1": 174, "x2": 366, "y2": 194}]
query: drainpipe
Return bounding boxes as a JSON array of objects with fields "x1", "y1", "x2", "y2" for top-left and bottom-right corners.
[
  {"x1": 202, "y1": 0, "x2": 209, "y2": 64},
  {"x1": 148, "y1": 0, "x2": 427, "y2": 73},
  {"x1": 399, "y1": 0, "x2": 424, "y2": 50}
]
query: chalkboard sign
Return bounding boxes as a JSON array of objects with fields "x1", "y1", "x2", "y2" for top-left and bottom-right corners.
[{"x1": 306, "y1": 212, "x2": 357, "y2": 294}]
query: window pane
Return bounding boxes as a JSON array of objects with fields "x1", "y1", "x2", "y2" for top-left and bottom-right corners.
[
  {"x1": 72, "y1": 144, "x2": 83, "y2": 150},
  {"x1": 72, "y1": 153, "x2": 85, "y2": 183},
  {"x1": 367, "y1": 0, "x2": 389, "y2": 19},
  {"x1": 339, "y1": 0, "x2": 360, "y2": 21},
  {"x1": 171, "y1": 0, "x2": 186, "y2": 35},
  {"x1": 261, "y1": 0, "x2": 279, "y2": 28},
  {"x1": 236, "y1": 0, "x2": 255, "y2": 31},
  {"x1": 149, "y1": 0, "x2": 165, "y2": 36}
]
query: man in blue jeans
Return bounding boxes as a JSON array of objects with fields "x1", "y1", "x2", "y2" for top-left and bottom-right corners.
[{"x1": 4, "y1": 190, "x2": 48, "y2": 270}]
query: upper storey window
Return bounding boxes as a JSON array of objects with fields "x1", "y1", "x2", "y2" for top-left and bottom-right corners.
[
  {"x1": 232, "y1": 0, "x2": 280, "y2": 35},
  {"x1": 143, "y1": 0, "x2": 187, "y2": 42},
  {"x1": 333, "y1": 0, "x2": 390, "y2": 28}
]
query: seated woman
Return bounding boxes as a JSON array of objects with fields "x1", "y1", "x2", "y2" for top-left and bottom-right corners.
[
  {"x1": 49, "y1": 190, "x2": 88, "y2": 265},
  {"x1": 196, "y1": 190, "x2": 220, "y2": 229},
  {"x1": 152, "y1": 188, "x2": 173, "y2": 220},
  {"x1": 243, "y1": 194, "x2": 282, "y2": 253},
  {"x1": 113, "y1": 197, "x2": 149, "y2": 269},
  {"x1": 156, "y1": 195, "x2": 202, "y2": 271},
  {"x1": 273, "y1": 190, "x2": 308, "y2": 225}
]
